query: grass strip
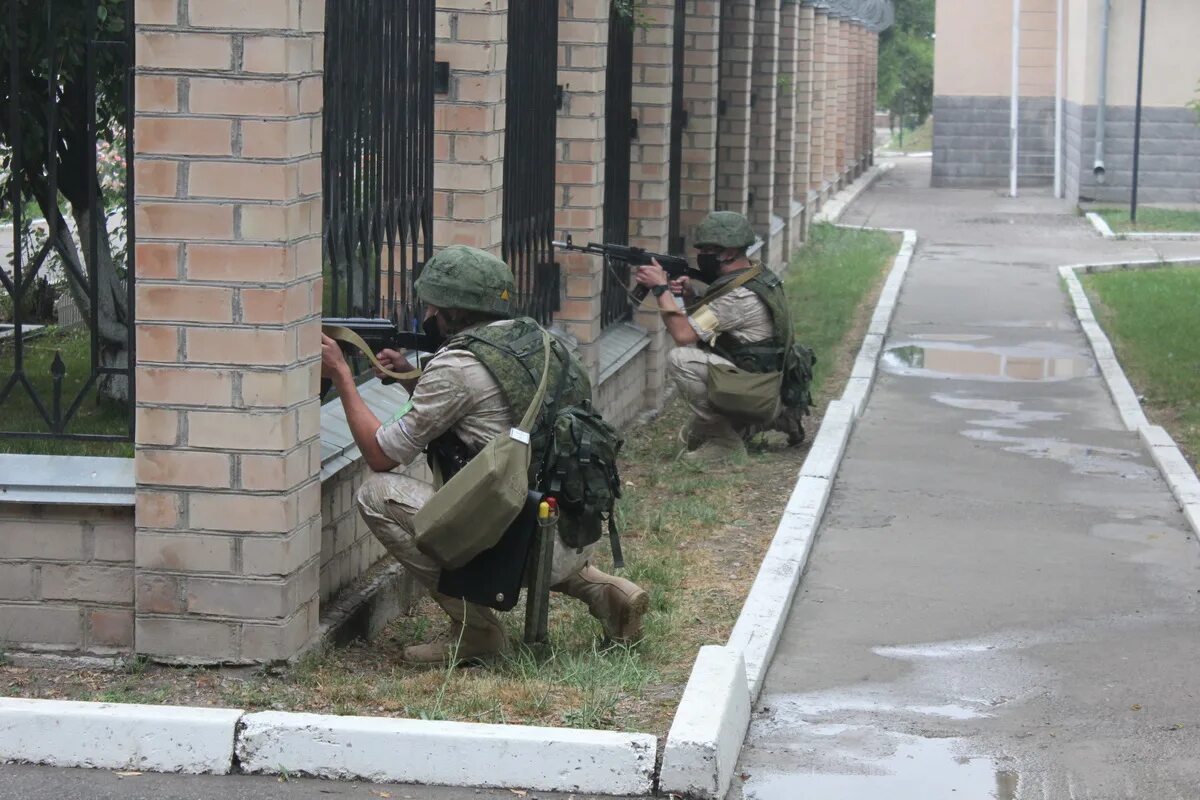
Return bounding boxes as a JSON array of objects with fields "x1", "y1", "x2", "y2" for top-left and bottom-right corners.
[
  {"x1": 1094, "y1": 208, "x2": 1200, "y2": 234},
  {"x1": 1082, "y1": 265, "x2": 1200, "y2": 471},
  {"x1": 885, "y1": 118, "x2": 932, "y2": 153},
  {"x1": 0, "y1": 224, "x2": 899, "y2": 736}
]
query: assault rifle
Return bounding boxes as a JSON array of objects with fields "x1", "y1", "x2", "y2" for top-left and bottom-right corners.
[
  {"x1": 320, "y1": 316, "x2": 440, "y2": 397},
  {"x1": 552, "y1": 234, "x2": 703, "y2": 303}
]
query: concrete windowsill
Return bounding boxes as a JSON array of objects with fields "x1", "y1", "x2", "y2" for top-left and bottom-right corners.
[
  {"x1": 597, "y1": 322, "x2": 652, "y2": 386},
  {"x1": 0, "y1": 454, "x2": 134, "y2": 506},
  {"x1": 320, "y1": 378, "x2": 413, "y2": 482}
]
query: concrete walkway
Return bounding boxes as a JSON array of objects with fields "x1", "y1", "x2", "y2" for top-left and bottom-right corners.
[{"x1": 730, "y1": 159, "x2": 1200, "y2": 800}]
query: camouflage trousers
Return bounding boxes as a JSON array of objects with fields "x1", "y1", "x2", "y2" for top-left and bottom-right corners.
[{"x1": 355, "y1": 471, "x2": 594, "y2": 592}]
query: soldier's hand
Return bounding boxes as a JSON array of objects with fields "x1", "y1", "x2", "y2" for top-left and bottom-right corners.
[
  {"x1": 320, "y1": 334, "x2": 350, "y2": 379},
  {"x1": 374, "y1": 348, "x2": 414, "y2": 378},
  {"x1": 669, "y1": 276, "x2": 693, "y2": 299},
  {"x1": 635, "y1": 260, "x2": 669, "y2": 288}
]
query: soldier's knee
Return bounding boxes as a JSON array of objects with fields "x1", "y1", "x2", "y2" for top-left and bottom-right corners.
[
  {"x1": 666, "y1": 346, "x2": 699, "y2": 376},
  {"x1": 356, "y1": 472, "x2": 393, "y2": 517}
]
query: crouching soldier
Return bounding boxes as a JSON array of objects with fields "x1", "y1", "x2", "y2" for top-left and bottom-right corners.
[
  {"x1": 634, "y1": 211, "x2": 813, "y2": 461},
  {"x1": 321, "y1": 246, "x2": 648, "y2": 665}
]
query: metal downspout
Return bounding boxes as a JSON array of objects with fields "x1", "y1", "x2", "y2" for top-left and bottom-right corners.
[{"x1": 1093, "y1": 0, "x2": 1111, "y2": 183}]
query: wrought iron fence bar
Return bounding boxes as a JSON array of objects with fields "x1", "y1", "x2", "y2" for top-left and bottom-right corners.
[{"x1": 602, "y1": 5, "x2": 635, "y2": 328}]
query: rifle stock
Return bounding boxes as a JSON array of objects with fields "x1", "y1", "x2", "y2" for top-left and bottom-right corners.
[{"x1": 552, "y1": 235, "x2": 701, "y2": 303}]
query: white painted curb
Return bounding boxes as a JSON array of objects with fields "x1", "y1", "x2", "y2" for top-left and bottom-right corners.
[
  {"x1": 1085, "y1": 211, "x2": 1200, "y2": 241},
  {"x1": 0, "y1": 697, "x2": 242, "y2": 774},
  {"x1": 236, "y1": 711, "x2": 656, "y2": 796},
  {"x1": 659, "y1": 646, "x2": 752, "y2": 800},
  {"x1": 661, "y1": 165, "x2": 919, "y2": 798},
  {"x1": 813, "y1": 162, "x2": 894, "y2": 224},
  {"x1": 1061, "y1": 258, "x2": 1200, "y2": 541}
]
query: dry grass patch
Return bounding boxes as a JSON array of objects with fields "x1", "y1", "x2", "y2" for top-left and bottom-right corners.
[{"x1": 0, "y1": 226, "x2": 900, "y2": 738}]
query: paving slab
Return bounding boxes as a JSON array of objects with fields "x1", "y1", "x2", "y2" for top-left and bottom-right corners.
[{"x1": 729, "y1": 160, "x2": 1200, "y2": 799}]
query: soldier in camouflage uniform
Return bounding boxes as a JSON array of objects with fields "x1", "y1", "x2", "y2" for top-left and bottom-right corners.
[
  {"x1": 634, "y1": 211, "x2": 804, "y2": 460},
  {"x1": 321, "y1": 246, "x2": 648, "y2": 665}
]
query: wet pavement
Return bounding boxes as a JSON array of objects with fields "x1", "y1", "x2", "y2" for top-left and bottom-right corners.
[{"x1": 728, "y1": 160, "x2": 1200, "y2": 800}]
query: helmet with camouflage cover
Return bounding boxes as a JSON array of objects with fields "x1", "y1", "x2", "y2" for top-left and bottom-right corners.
[
  {"x1": 692, "y1": 211, "x2": 757, "y2": 250},
  {"x1": 414, "y1": 245, "x2": 515, "y2": 317}
]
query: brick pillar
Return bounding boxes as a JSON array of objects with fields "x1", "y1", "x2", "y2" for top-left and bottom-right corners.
[
  {"x1": 133, "y1": 0, "x2": 324, "y2": 663},
  {"x1": 679, "y1": 1, "x2": 721, "y2": 241},
  {"x1": 433, "y1": 4, "x2": 507, "y2": 253},
  {"x1": 630, "y1": 0, "x2": 676, "y2": 409},
  {"x1": 716, "y1": 0, "x2": 753, "y2": 214},
  {"x1": 774, "y1": 1, "x2": 800, "y2": 258},
  {"x1": 747, "y1": 0, "x2": 778, "y2": 266},
  {"x1": 868, "y1": 31, "x2": 878, "y2": 167},
  {"x1": 852, "y1": 23, "x2": 864, "y2": 176},
  {"x1": 809, "y1": 9, "x2": 827, "y2": 204},
  {"x1": 793, "y1": 5, "x2": 815, "y2": 241},
  {"x1": 833, "y1": 17, "x2": 847, "y2": 187},
  {"x1": 822, "y1": 15, "x2": 838, "y2": 195},
  {"x1": 554, "y1": 0, "x2": 609, "y2": 376}
]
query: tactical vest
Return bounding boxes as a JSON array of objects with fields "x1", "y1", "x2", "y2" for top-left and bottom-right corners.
[
  {"x1": 431, "y1": 318, "x2": 591, "y2": 486},
  {"x1": 695, "y1": 265, "x2": 794, "y2": 374}
]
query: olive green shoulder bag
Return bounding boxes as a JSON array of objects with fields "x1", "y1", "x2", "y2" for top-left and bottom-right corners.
[{"x1": 413, "y1": 330, "x2": 553, "y2": 569}]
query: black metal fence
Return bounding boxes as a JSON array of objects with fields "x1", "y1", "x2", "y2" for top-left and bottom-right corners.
[
  {"x1": 601, "y1": 5, "x2": 635, "y2": 328},
  {"x1": 0, "y1": 0, "x2": 136, "y2": 447},
  {"x1": 323, "y1": 0, "x2": 434, "y2": 330},
  {"x1": 667, "y1": 0, "x2": 687, "y2": 255},
  {"x1": 503, "y1": 0, "x2": 559, "y2": 326}
]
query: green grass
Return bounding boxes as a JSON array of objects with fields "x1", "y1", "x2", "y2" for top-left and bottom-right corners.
[
  {"x1": 787, "y1": 222, "x2": 899, "y2": 393},
  {"x1": 0, "y1": 325, "x2": 132, "y2": 456},
  {"x1": 885, "y1": 117, "x2": 933, "y2": 153},
  {"x1": 0, "y1": 226, "x2": 900, "y2": 735},
  {"x1": 1082, "y1": 266, "x2": 1200, "y2": 471},
  {"x1": 1094, "y1": 207, "x2": 1200, "y2": 234}
]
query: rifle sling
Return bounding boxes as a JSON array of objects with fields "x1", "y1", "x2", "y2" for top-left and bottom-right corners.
[{"x1": 322, "y1": 324, "x2": 424, "y2": 382}]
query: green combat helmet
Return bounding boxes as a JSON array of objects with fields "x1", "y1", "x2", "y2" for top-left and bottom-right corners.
[
  {"x1": 414, "y1": 245, "x2": 515, "y2": 316},
  {"x1": 692, "y1": 211, "x2": 757, "y2": 250}
]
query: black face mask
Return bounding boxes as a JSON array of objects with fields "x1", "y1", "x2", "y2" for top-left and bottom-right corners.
[
  {"x1": 696, "y1": 252, "x2": 723, "y2": 280},
  {"x1": 422, "y1": 313, "x2": 446, "y2": 352}
]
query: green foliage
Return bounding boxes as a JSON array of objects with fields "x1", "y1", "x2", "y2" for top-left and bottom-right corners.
[
  {"x1": 877, "y1": 0, "x2": 935, "y2": 125},
  {"x1": 1094, "y1": 208, "x2": 1200, "y2": 234}
]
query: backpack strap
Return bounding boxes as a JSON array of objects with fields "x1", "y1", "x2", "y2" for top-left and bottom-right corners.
[{"x1": 686, "y1": 266, "x2": 763, "y2": 314}]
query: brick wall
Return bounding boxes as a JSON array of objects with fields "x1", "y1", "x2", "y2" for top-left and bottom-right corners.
[
  {"x1": 716, "y1": 0, "x2": 753, "y2": 214},
  {"x1": 0, "y1": 505, "x2": 135, "y2": 657},
  {"x1": 678, "y1": 1, "x2": 721, "y2": 247}
]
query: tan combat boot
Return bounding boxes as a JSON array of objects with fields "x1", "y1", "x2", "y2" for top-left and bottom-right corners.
[
  {"x1": 402, "y1": 591, "x2": 508, "y2": 666},
  {"x1": 554, "y1": 564, "x2": 650, "y2": 644}
]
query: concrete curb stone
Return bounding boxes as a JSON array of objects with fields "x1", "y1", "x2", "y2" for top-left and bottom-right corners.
[
  {"x1": 1062, "y1": 259, "x2": 1200, "y2": 544},
  {"x1": 1085, "y1": 210, "x2": 1200, "y2": 242},
  {"x1": 0, "y1": 698, "x2": 242, "y2": 775}
]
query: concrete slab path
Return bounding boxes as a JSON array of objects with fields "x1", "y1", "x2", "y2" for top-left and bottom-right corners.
[{"x1": 730, "y1": 159, "x2": 1200, "y2": 800}]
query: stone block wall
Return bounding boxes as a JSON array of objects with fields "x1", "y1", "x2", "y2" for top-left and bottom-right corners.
[
  {"x1": 0, "y1": 505, "x2": 135, "y2": 657},
  {"x1": 932, "y1": 95, "x2": 1057, "y2": 188}
]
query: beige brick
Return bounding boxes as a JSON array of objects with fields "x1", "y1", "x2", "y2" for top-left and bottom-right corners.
[
  {"x1": 137, "y1": 32, "x2": 233, "y2": 70},
  {"x1": 87, "y1": 608, "x2": 135, "y2": 648},
  {"x1": 135, "y1": 407, "x2": 180, "y2": 447},
  {"x1": 188, "y1": 492, "x2": 298, "y2": 533},
  {"x1": 300, "y1": 0, "x2": 325, "y2": 32},
  {"x1": 240, "y1": 603, "x2": 314, "y2": 661},
  {"x1": 135, "y1": 0, "x2": 178, "y2": 25},
  {"x1": 189, "y1": 0, "x2": 299, "y2": 29},
  {"x1": 187, "y1": 328, "x2": 295, "y2": 367},
  {"x1": 137, "y1": 449, "x2": 232, "y2": 489},
  {"x1": 137, "y1": 367, "x2": 233, "y2": 406},
  {"x1": 136, "y1": 616, "x2": 236, "y2": 661},
  {"x1": 135, "y1": 76, "x2": 179, "y2": 113},
  {"x1": 240, "y1": 284, "x2": 311, "y2": 325},
  {"x1": 0, "y1": 565, "x2": 35, "y2": 600},
  {"x1": 134, "y1": 160, "x2": 179, "y2": 198},
  {"x1": 186, "y1": 565, "x2": 313, "y2": 619},
  {"x1": 136, "y1": 118, "x2": 233, "y2": 157},
  {"x1": 188, "y1": 78, "x2": 298, "y2": 117},
  {"x1": 239, "y1": 204, "x2": 314, "y2": 243},
  {"x1": 136, "y1": 203, "x2": 235, "y2": 240},
  {"x1": 241, "y1": 522, "x2": 319, "y2": 576},
  {"x1": 135, "y1": 491, "x2": 182, "y2": 530},
  {"x1": 136, "y1": 284, "x2": 234, "y2": 323},
  {"x1": 0, "y1": 519, "x2": 85, "y2": 560},
  {"x1": 185, "y1": 243, "x2": 292, "y2": 282},
  {"x1": 240, "y1": 119, "x2": 313, "y2": 159},
  {"x1": 190, "y1": 162, "x2": 298, "y2": 202},
  {"x1": 41, "y1": 565, "x2": 134, "y2": 604},
  {"x1": 0, "y1": 604, "x2": 82, "y2": 646},
  {"x1": 135, "y1": 573, "x2": 186, "y2": 614},
  {"x1": 93, "y1": 522, "x2": 135, "y2": 563},
  {"x1": 187, "y1": 409, "x2": 296, "y2": 451},
  {"x1": 137, "y1": 531, "x2": 234, "y2": 572},
  {"x1": 136, "y1": 324, "x2": 181, "y2": 364},
  {"x1": 240, "y1": 368, "x2": 312, "y2": 409},
  {"x1": 136, "y1": 242, "x2": 180, "y2": 279}
]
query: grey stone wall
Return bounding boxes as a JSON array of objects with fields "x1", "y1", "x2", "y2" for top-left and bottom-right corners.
[
  {"x1": 1065, "y1": 101, "x2": 1200, "y2": 205},
  {"x1": 932, "y1": 95, "x2": 1057, "y2": 188}
]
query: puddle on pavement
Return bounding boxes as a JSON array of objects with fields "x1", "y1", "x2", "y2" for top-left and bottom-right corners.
[
  {"x1": 742, "y1": 730, "x2": 1017, "y2": 800},
  {"x1": 881, "y1": 342, "x2": 1095, "y2": 382},
  {"x1": 962, "y1": 429, "x2": 1154, "y2": 479},
  {"x1": 932, "y1": 393, "x2": 1066, "y2": 429}
]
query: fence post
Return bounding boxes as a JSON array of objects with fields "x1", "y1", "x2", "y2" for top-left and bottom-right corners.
[
  {"x1": 774, "y1": 1, "x2": 800, "y2": 261},
  {"x1": 133, "y1": 0, "x2": 324, "y2": 663},
  {"x1": 809, "y1": 8, "x2": 828, "y2": 207},
  {"x1": 748, "y1": 1, "x2": 779, "y2": 267},
  {"x1": 794, "y1": 4, "x2": 816, "y2": 241},
  {"x1": 716, "y1": 0, "x2": 754, "y2": 215},
  {"x1": 679, "y1": 1, "x2": 722, "y2": 240}
]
